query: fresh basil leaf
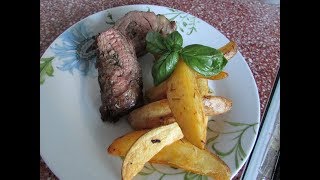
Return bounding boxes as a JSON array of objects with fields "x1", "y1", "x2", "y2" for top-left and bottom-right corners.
[
  {"x1": 146, "y1": 32, "x2": 166, "y2": 54},
  {"x1": 181, "y1": 44, "x2": 228, "y2": 77},
  {"x1": 164, "y1": 31, "x2": 183, "y2": 51},
  {"x1": 152, "y1": 51, "x2": 179, "y2": 85}
]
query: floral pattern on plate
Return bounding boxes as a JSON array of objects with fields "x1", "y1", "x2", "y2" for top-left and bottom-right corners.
[{"x1": 51, "y1": 21, "x2": 97, "y2": 76}]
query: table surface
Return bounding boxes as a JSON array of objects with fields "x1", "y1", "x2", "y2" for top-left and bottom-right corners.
[{"x1": 40, "y1": 0, "x2": 280, "y2": 179}]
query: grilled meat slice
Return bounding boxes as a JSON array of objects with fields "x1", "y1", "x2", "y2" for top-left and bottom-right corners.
[
  {"x1": 114, "y1": 11, "x2": 176, "y2": 57},
  {"x1": 96, "y1": 28, "x2": 143, "y2": 122}
]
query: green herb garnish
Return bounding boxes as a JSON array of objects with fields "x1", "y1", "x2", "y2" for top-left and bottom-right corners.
[{"x1": 146, "y1": 31, "x2": 227, "y2": 85}]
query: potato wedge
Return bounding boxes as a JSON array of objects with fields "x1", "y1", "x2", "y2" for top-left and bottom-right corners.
[
  {"x1": 167, "y1": 60, "x2": 207, "y2": 149},
  {"x1": 218, "y1": 41, "x2": 237, "y2": 60},
  {"x1": 145, "y1": 78, "x2": 209, "y2": 102},
  {"x1": 197, "y1": 71, "x2": 229, "y2": 81},
  {"x1": 145, "y1": 80, "x2": 168, "y2": 102},
  {"x1": 122, "y1": 122, "x2": 183, "y2": 180},
  {"x1": 203, "y1": 96, "x2": 232, "y2": 116},
  {"x1": 197, "y1": 78, "x2": 209, "y2": 97},
  {"x1": 129, "y1": 96, "x2": 232, "y2": 130},
  {"x1": 108, "y1": 131, "x2": 231, "y2": 180},
  {"x1": 145, "y1": 41, "x2": 237, "y2": 102},
  {"x1": 128, "y1": 99, "x2": 174, "y2": 130}
]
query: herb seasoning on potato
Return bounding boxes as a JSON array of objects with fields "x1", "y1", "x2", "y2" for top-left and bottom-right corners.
[{"x1": 105, "y1": 16, "x2": 238, "y2": 180}]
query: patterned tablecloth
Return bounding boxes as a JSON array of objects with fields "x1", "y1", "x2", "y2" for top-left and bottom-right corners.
[{"x1": 40, "y1": 0, "x2": 280, "y2": 179}]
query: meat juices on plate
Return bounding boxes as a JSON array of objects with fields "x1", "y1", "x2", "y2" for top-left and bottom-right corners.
[{"x1": 96, "y1": 11, "x2": 176, "y2": 122}]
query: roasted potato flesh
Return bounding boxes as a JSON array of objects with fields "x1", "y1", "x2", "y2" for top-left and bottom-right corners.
[
  {"x1": 203, "y1": 96, "x2": 232, "y2": 116},
  {"x1": 129, "y1": 96, "x2": 232, "y2": 130},
  {"x1": 108, "y1": 130, "x2": 231, "y2": 180},
  {"x1": 145, "y1": 80, "x2": 168, "y2": 102},
  {"x1": 167, "y1": 60, "x2": 207, "y2": 149},
  {"x1": 122, "y1": 122, "x2": 183, "y2": 180},
  {"x1": 128, "y1": 99, "x2": 174, "y2": 130},
  {"x1": 197, "y1": 78, "x2": 210, "y2": 97}
]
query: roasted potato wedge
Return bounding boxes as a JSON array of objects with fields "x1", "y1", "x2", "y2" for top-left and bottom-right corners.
[
  {"x1": 145, "y1": 80, "x2": 168, "y2": 102},
  {"x1": 145, "y1": 41, "x2": 237, "y2": 102},
  {"x1": 197, "y1": 78, "x2": 209, "y2": 97},
  {"x1": 122, "y1": 122, "x2": 183, "y2": 180},
  {"x1": 203, "y1": 96, "x2": 232, "y2": 116},
  {"x1": 167, "y1": 60, "x2": 207, "y2": 149},
  {"x1": 129, "y1": 96, "x2": 232, "y2": 130},
  {"x1": 218, "y1": 41, "x2": 237, "y2": 60},
  {"x1": 128, "y1": 99, "x2": 174, "y2": 130},
  {"x1": 146, "y1": 78, "x2": 210, "y2": 102},
  {"x1": 197, "y1": 71, "x2": 229, "y2": 81},
  {"x1": 108, "y1": 130, "x2": 231, "y2": 180}
]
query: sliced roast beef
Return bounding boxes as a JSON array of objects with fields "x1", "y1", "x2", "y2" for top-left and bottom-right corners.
[
  {"x1": 114, "y1": 11, "x2": 176, "y2": 57},
  {"x1": 96, "y1": 11, "x2": 176, "y2": 122},
  {"x1": 96, "y1": 28, "x2": 143, "y2": 122}
]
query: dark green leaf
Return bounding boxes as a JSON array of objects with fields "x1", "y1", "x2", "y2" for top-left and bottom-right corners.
[
  {"x1": 235, "y1": 148, "x2": 239, "y2": 168},
  {"x1": 146, "y1": 32, "x2": 167, "y2": 54},
  {"x1": 238, "y1": 141, "x2": 246, "y2": 158},
  {"x1": 159, "y1": 174, "x2": 166, "y2": 180},
  {"x1": 164, "y1": 31, "x2": 183, "y2": 51},
  {"x1": 179, "y1": 27, "x2": 184, "y2": 32},
  {"x1": 253, "y1": 126, "x2": 257, "y2": 134},
  {"x1": 181, "y1": 44, "x2": 228, "y2": 77},
  {"x1": 152, "y1": 51, "x2": 179, "y2": 85},
  {"x1": 184, "y1": 172, "x2": 198, "y2": 180},
  {"x1": 183, "y1": 22, "x2": 187, "y2": 27},
  {"x1": 40, "y1": 57, "x2": 55, "y2": 85},
  {"x1": 225, "y1": 121, "x2": 250, "y2": 126},
  {"x1": 47, "y1": 64, "x2": 54, "y2": 76},
  {"x1": 212, "y1": 143, "x2": 236, "y2": 157},
  {"x1": 138, "y1": 171, "x2": 154, "y2": 176},
  {"x1": 184, "y1": 172, "x2": 207, "y2": 180},
  {"x1": 107, "y1": 12, "x2": 113, "y2": 20},
  {"x1": 206, "y1": 135, "x2": 219, "y2": 145}
]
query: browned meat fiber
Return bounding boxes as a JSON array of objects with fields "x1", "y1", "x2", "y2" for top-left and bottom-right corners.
[
  {"x1": 114, "y1": 11, "x2": 176, "y2": 57},
  {"x1": 96, "y1": 11, "x2": 176, "y2": 122},
  {"x1": 96, "y1": 28, "x2": 142, "y2": 122}
]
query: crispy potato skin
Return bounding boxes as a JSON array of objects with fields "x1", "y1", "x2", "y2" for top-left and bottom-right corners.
[
  {"x1": 167, "y1": 60, "x2": 207, "y2": 149},
  {"x1": 108, "y1": 131, "x2": 231, "y2": 180},
  {"x1": 121, "y1": 122, "x2": 183, "y2": 180}
]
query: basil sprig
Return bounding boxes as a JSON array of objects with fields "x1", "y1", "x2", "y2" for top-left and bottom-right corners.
[
  {"x1": 181, "y1": 44, "x2": 227, "y2": 77},
  {"x1": 146, "y1": 31, "x2": 227, "y2": 85}
]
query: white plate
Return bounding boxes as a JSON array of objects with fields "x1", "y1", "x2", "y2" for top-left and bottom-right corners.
[{"x1": 40, "y1": 4, "x2": 260, "y2": 180}]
